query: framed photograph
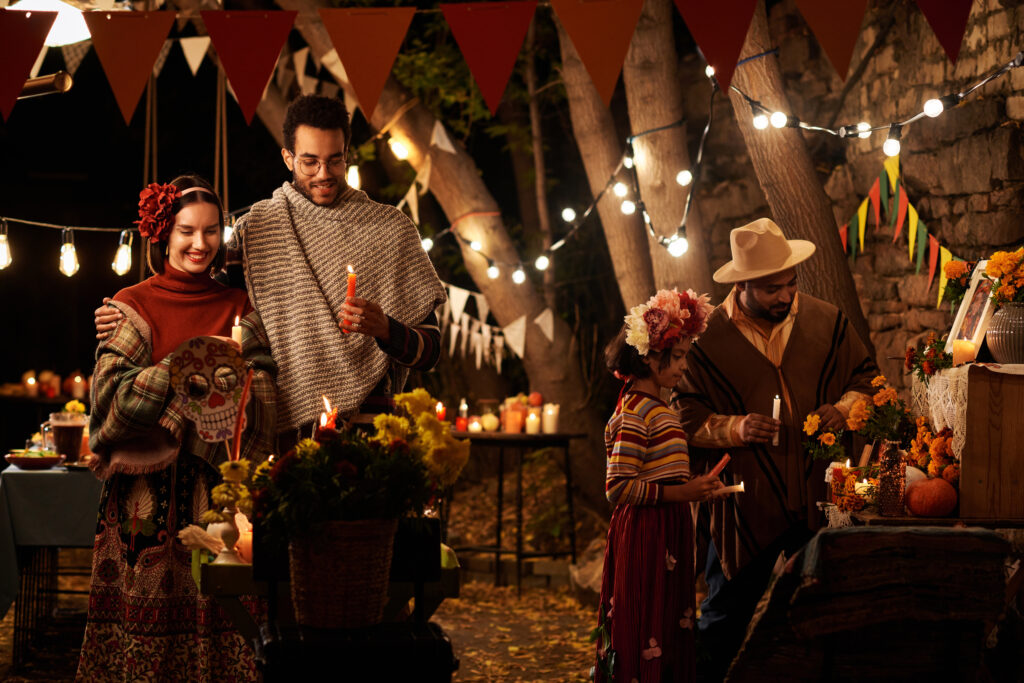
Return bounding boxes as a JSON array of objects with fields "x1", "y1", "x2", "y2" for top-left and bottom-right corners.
[{"x1": 945, "y1": 260, "x2": 994, "y2": 353}]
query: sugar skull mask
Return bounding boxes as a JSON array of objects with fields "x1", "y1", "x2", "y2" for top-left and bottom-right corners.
[{"x1": 168, "y1": 336, "x2": 247, "y2": 442}]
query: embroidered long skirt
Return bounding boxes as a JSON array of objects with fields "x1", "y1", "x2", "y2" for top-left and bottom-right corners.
[
  {"x1": 594, "y1": 501, "x2": 696, "y2": 683},
  {"x1": 76, "y1": 453, "x2": 261, "y2": 682}
]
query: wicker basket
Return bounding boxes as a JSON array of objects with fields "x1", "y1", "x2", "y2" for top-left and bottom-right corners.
[{"x1": 288, "y1": 518, "x2": 398, "y2": 628}]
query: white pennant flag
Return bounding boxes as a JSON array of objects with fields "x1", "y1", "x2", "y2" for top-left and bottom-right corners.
[
  {"x1": 448, "y1": 323, "x2": 460, "y2": 358},
  {"x1": 503, "y1": 315, "x2": 527, "y2": 359},
  {"x1": 30, "y1": 46, "x2": 47, "y2": 79},
  {"x1": 404, "y1": 184, "x2": 419, "y2": 224},
  {"x1": 494, "y1": 335, "x2": 505, "y2": 374},
  {"x1": 482, "y1": 324, "x2": 493, "y2": 363},
  {"x1": 448, "y1": 285, "x2": 470, "y2": 324},
  {"x1": 460, "y1": 313, "x2": 472, "y2": 357},
  {"x1": 95, "y1": 0, "x2": 115, "y2": 8},
  {"x1": 473, "y1": 292, "x2": 490, "y2": 325},
  {"x1": 534, "y1": 308, "x2": 554, "y2": 344},
  {"x1": 319, "y1": 49, "x2": 358, "y2": 115},
  {"x1": 180, "y1": 36, "x2": 210, "y2": 77},
  {"x1": 472, "y1": 327, "x2": 483, "y2": 370},
  {"x1": 438, "y1": 299, "x2": 450, "y2": 336},
  {"x1": 415, "y1": 155, "x2": 432, "y2": 195},
  {"x1": 310, "y1": 46, "x2": 322, "y2": 71},
  {"x1": 152, "y1": 40, "x2": 173, "y2": 78},
  {"x1": 430, "y1": 120, "x2": 456, "y2": 154},
  {"x1": 274, "y1": 49, "x2": 294, "y2": 92},
  {"x1": 61, "y1": 41, "x2": 90, "y2": 76},
  {"x1": 293, "y1": 47, "x2": 315, "y2": 95}
]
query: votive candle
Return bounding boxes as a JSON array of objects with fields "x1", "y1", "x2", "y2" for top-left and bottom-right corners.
[
  {"x1": 525, "y1": 412, "x2": 541, "y2": 434},
  {"x1": 435, "y1": 402, "x2": 446, "y2": 421},
  {"x1": 71, "y1": 375, "x2": 86, "y2": 399},
  {"x1": 542, "y1": 403, "x2": 560, "y2": 434},
  {"x1": 25, "y1": 376, "x2": 38, "y2": 398},
  {"x1": 231, "y1": 316, "x2": 243, "y2": 347},
  {"x1": 468, "y1": 418, "x2": 483, "y2": 433},
  {"x1": 455, "y1": 416, "x2": 469, "y2": 432}
]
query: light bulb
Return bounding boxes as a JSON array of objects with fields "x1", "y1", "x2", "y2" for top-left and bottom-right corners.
[
  {"x1": 883, "y1": 138, "x2": 901, "y2": 157},
  {"x1": 623, "y1": 155, "x2": 634, "y2": 169},
  {"x1": 857, "y1": 121, "x2": 872, "y2": 138},
  {"x1": 667, "y1": 235, "x2": 689, "y2": 257},
  {"x1": 470, "y1": 240, "x2": 482, "y2": 251},
  {"x1": 223, "y1": 223, "x2": 234, "y2": 244},
  {"x1": 59, "y1": 242, "x2": 79, "y2": 277},
  {"x1": 112, "y1": 230, "x2": 133, "y2": 276},
  {"x1": 770, "y1": 111, "x2": 787, "y2": 128},
  {"x1": 705, "y1": 65, "x2": 715, "y2": 78},
  {"x1": 487, "y1": 263, "x2": 499, "y2": 279},
  {"x1": 0, "y1": 220, "x2": 10, "y2": 270},
  {"x1": 561, "y1": 208, "x2": 576, "y2": 223},
  {"x1": 346, "y1": 165, "x2": 361, "y2": 189},
  {"x1": 9, "y1": 0, "x2": 90, "y2": 47},
  {"x1": 512, "y1": 267, "x2": 525, "y2": 284},
  {"x1": 752, "y1": 113, "x2": 769, "y2": 130},
  {"x1": 534, "y1": 254, "x2": 549, "y2": 271},
  {"x1": 676, "y1": 169, "x2": 693, "y2": 187},
  {"x1": 923, "y1": 98, "x2": 943, "y2": 118},
  {"x1": 620, "y1": 200, "x2": 636, "y2": 215},
  {"x1": 613, "y1": 182, "x2": 628, "y2": 197},
  {"x1": 388, "y1": 137, "x2": 409, "y2": 160},
  {"x1": 421, "y1": 237, "x2": 434, "y2": 252}
]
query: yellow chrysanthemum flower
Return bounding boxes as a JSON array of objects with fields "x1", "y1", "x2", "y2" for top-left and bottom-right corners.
[
  {"x1": 63, "y1": 399, "x2": 86, "y2": 414},
  {"x1": 372, "y1": 414, "x2": 411, "y2": 444},
  {"x1": 219, "y1": 459, "x2": 250, "y2": 483},
  {"x1": 393, "y1": 388, "x2": 436, "y2": 419},
  {"x1": 803, "y1": 414, "x2": 821, "y2": 436},
  {"x1": 295, "y1": 438, "x2": 320, "y2": 458}
]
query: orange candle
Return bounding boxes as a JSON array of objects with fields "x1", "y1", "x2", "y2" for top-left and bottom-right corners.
[
  {"x1": 343, "y1": 265, "x2": 357, "y2": 334},
  {"x1": 435, "y1": 401, "x2": 446, "y2": 421}
]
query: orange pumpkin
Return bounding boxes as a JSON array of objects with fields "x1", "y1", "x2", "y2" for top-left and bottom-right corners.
[{"x1": 905, "y1": 477, "x2": 958, "y2": 517}]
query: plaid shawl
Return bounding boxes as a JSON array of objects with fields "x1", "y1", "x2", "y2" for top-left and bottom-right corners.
[
  {"x1": 234, "y1": 182, "x2": 446, "y2": 430},
  {"x1": 89, "y1": 303, "x2": 277, "y2": 479}
]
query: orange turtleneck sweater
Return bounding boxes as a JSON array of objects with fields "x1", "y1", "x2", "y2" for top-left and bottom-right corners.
[{"x1": 113, "y1": 265, "x2": 252, "y2": 363}]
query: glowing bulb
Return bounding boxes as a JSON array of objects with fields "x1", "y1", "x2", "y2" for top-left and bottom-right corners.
[
  {"x1": 534, "y1": 254, "x2": 549, "y2": 271},
  {"x1": 388, "y1": 137, "x2": 409, "y2": 160},
  {"x1": 561, "y1": 208, "x2": 576, "y2": 223},
  {"x1": 623, "y1": 155, "x2": 634, "y2": 169},
  {"x1": 421, "y1": 237, "x2": 434, "y2": 252},
  {"x1": 770, "y1": 111, "x2": 787, "y2": 128},
  {"x1": 223, "y1": 223, "x2": 234, "y2": 244},
  {"x1": 923, "y1": 98, "x2": 943, "y2": 118},
  {"x1": 752, "y1": 113, "x2": 769, "y2": 130},
  {"x1": 620, "y1": 200, "x2": 636, "y2": 215},
  {"x1": 487, "y1": 264, "x2": 499, "y2": 279},
  {"x1": 59, "y1": 242, "x2": 78, "y2": 277},
  {"x1": 883, "y1": 138, "x2": 901, "y2": 157},
  {"x1": 346, "y1": 165, "x2": 361, "y2": 189},
  {"x1": 512, "y1": 267, "x2": 526, "y2": 284},
  {"x1": 705, "y1": 65, "x2": 715, "y2": 78},
  {"x1": 613, "y1": 182, "x2": 628, "y2": 197},
  {"x1": 10, "y1": 0, "x2": 91, "y2": 47},
  {"x1": 470, "y1": 240, "x2": 482, "y2": 251},
  {"x1": 857, "y1": 122, "x2": 872, "y2": 138},
  {"x1": 0, "y1": 221, "x2": 10, "y2": 270},
  {"x1": 667, "y1": 235, "x2": 689, "y2": 257},
  {"x1": 676, "y1": 170, "x2": 693, "y2": 187}
]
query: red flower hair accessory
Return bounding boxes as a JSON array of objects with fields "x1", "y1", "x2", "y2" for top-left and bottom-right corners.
[
  {"x1": 134, "y1": 182, "x2": 181, "y2": 243},
  {"x1": 624, "y1": 288, "x2": 714, "y2": 355}
]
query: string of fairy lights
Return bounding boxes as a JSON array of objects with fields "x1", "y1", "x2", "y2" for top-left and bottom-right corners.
[{"x1": 1, "y1": 50, "x2": 1020, "y2": 279}]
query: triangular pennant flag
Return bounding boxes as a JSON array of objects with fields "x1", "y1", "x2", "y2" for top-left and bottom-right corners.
[
  {"x1": 914, "y1": 221, "x2": 927, "y2": 274},
  {"x1": 448, "y1": 285, "x2": 470, "y2": 323},
  {"x1": 152, "y1": 39, "x2": 173, "y2": 78},
  {"x1": 494, "y1": 334, "x2": 505, "y2": 373},
  {"x1": 431, "y1": 120, "x2": 456, "y2": 153},
  {"x1": 201, "y1": 10, "x2": 297, "y2": 124},
  {"x1": 907, "y1": 203, "x2": 919, "y2": 261},
  {"x1": 460, "y1": 313, "x2": 472, "y2": 357},
  {"x1": 415, "y1": 154, "x2": 432, "y2": 195},
  {"x1": 404, "y1": 184, "x2": 419, "y2": 224},
  {"x1": 61, "y1": 41, "x2": 89, "y2": 76},
  {"x1": 473, "y1": 292, "x2": 490, "y2": 325},
  {"x1": 937, "y1": 246, "x2": 952, "y2": 308},
  {"x1": 83, "y1": 12, "x2": 175, "y2": 124},
  {"x1": 440, "y1": 2, "x2": 537, "y2": 115},
  {"x1": 309, "y1": 44, "x2": 322, "y2": 72},
  {"x1": 95, "y1": 0, "x2": 115, "y2": 9},
  {"x1": 793, "y1": 0, "x2": 869, "y2": 80},
  {"x1": 481, "y1": 324, "x2": 493, "y2": 363},
  {"x1": 0, "y1": 10, "x2": 58, "y2": 120},
  {"x1": 438, "y1": 299, "x2": 450, "y2": 336},
  {"x1": 550, "y1": 0, "x2": 644, "y2": 106},
  {"x1": 927, "y1": 234, "x2": 940, "y2": 290},
  {"x1": 879, "y1": 168, "x2": 890, "y2": 217},
  {"x1": 883, "y1": 154, "x2": 900, "y2": 192},
  {"x1": 29, "y1": 45, "x2": 47, "y2": 79},
  {"x1": 534, "y1": 308, "x2": 554, "y2": 344},
  {"x1": 868, "y1": 177, "x2": 881, "y2": 229},
  {"x1": 502, "y1": 314, "x2": 527, "y2": 358},
  {"x1": 319, "y1": 8, "x2": 414, "y2": 121},
  {"x1": 293, "y1": 46, "x2": 314, "y2": 95},
  {"x1": 472, "y1": 328, "x2": 483, "y2": 369},
  {"x1": 915, "y1": 0, "x2": 974, "y2": 64},
  {"x1": 179, "y1": 36, "x2": 210, "y2": 77},
  {"x1": 839, "y1": 224, "x2": 848, "y2": 253},
  {"x1": 319, "y1": 48, "x2": 359, "y2": 113},
  {"x1": 893, "y1": 185, "x2": 909, "y2": 242},
  {"x1": 673, "y1": 0, "x2": 757, "y2": 92},
  {"x1": 449, "y1": 322, "x2": 460, "y2": 357},
  {"x1": 856, "y1": 197, "x2": 868, "y2": 253}
]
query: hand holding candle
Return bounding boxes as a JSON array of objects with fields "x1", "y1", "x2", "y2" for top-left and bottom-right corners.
[
  {"x1": 231, "y1": 316, "x2": 243, "y2": 348},
  {"x1": 771, "y1": 395, "x2": 781, "y2": 447},
  {"x1": 715, "y1": 481, "x2": 745, "y2": 496}
]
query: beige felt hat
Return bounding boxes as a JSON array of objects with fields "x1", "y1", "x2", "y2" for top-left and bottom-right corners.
[{"x1": 712, "y1": 218, "x2": 816, "y2": 284}]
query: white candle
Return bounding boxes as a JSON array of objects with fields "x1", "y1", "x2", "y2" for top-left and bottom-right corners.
[
  {"x1": 717, "y1": 481, "x2": 745, "y2": 496},
  {"x1": 231, "y1": 316, "x2": 243, "y2": 347},
  {"x1": 542, "y1": 403, "x2": 560, "y2": 434},
  {"x1": 525, "y1": 412, "x2": 541, "y2": 434},
  {"x1": 71, "y1": 375, "x2": 86, "y2": 399},
  {"x1": 771, "y1": 395, "x2": 781, "y2": 447},
  {"x1": 468, "y1": 418, "x2": 483, "y2": 433},
  {"x1": 25, "y1": 376, "x2": 38, "y2": 398},
  {"x1": 459, "y1": 398, "x2": 469, "y2": 418}
]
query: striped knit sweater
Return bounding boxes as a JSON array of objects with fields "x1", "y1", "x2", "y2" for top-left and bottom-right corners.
[{"x1": 605, "y1": 391, "x2": 691, "y2": 506}]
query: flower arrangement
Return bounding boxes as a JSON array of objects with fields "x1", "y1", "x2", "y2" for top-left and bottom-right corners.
[
  {"x1": 825, "y1": 462, "x2": 877, "y2": 512},
  {"x1": 624, "y1": 288, "x2": 713, "y2": 356},
  {"x1": 906, "y1": 416, "x2": 959, "y2": 486},
  {"x1": 62, "y1": 399, "x2": 86, "y2": 414},
  {"x1": 903, "y1": 332, "x2": 953, "y2": 385},
  {"x1": 941, "y1": 259, "x2": 977, "y2": 313},
  {"x1": 201, "y1": 460, "x2": 254, "y2": 523},
  {"x1": 135, "y1": 182, "x2": 181, "y2": 243},
  {"x1": 801, "y1": 413, "x2": 846, "y2": 462},
  {"x1": 845, "y1": 375, "x2": 915, "y2": 447},
  {"x1": 984, "y1": 247, "x2": 1024, "y2": 307}
]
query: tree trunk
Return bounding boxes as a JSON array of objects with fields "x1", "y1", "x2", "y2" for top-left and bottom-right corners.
[
  {"x1": 729, "y1": 0, "x2": 874, "y2": 352},
  {"x1": 525, "y1": 17, "x2": 557, "y2": 312},
  {"x1": 622, "y1": 0, "x2": 713, "y2": 295},
  {"x1": 555, "y1": 18, "x2": 655, "y2": 311}
]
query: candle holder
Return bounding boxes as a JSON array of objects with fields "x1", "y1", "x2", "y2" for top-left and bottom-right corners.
[{"x1": 877, "y1": 440, "x2": 906, "y2": 517}]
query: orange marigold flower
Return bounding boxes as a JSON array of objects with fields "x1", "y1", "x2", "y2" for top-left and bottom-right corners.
[
  {"x1": 846, "y1": 399, "x2": 869, "y2": 431},
  {"x1": 942, "y1": 464, "x2": 960, "y2": 486},
  {"x1": 871, "y1": 375, "x2": 887, "y2": 388},
  {"x1": 803, "y1": 414, "x2": 821, "y2": 436},
  {"x1": 916, "y1": 452, "x2": 930, "y2": 469},
  {"x1": 818, "y1": 432, "x2": 836, "y2": 446},
  {"x1": 997, "y1": 283, "x2": 1017, "y2": 301},
  {"x1": 928, "y1": 460, "x2": 944, "y2": 478},
  {"x1": 921, "y1": 360, "x2": 935, "y2": 375},
  {"x1": 904, "y1": 347, "x2": 917, "y2": 370},
  {"x1": 943, "y1": 260, "x2": 968, "y2": 279},
  {"x1": 873, "y1": 387, "x2": 898, "y2": 406}
]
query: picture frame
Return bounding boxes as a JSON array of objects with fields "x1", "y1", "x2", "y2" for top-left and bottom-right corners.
[{"x1": 945, "y1": 260, "x2": 994, "y2": 353}]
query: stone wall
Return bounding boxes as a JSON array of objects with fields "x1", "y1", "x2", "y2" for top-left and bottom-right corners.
[{"x1": 682, "y1": 0, "x2": 1024, "y2": 392}]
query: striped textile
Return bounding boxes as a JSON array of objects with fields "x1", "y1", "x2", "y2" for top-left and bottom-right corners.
[
  {"x1": 233, "y1": 183, "x2": 446, "y2": 430},
  {"x1": 605, "y1": 391, "x2": 691, "y2": 506}
]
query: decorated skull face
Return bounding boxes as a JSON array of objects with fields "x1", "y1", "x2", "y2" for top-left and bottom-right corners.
[{"x1": 168, "y1": 336, "x2": 247, "y2": 442}]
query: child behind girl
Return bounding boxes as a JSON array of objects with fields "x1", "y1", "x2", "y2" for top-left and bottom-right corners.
[{"x1": 594, "y1": 288, "x2": 722, "y2": 683}]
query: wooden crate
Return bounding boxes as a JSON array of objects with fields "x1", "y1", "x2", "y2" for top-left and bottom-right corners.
[{"x1": 961, "y1": 365, "x2": 1024, "y2": 519}]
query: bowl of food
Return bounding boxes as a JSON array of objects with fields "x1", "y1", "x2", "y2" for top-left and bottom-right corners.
[{"x1": 5, "y1": 450, "x2": 65, "y2": 470}]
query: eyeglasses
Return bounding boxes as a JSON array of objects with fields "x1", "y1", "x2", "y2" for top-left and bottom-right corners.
[{"x1": 291, "y1": 154, "x2": 346, "y2": 177}]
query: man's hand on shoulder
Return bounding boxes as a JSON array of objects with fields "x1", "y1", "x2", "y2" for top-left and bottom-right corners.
[
  {"x1": 339, "y1": 297, "x2": 390, "y2": 341},
  {"x1": 812, "y1": 403, "x2": 845, "y2": 431},
  {"x1": 737, "y1": 413, "x2": 779, "y2": 444},
  {"x1": 94, "y1": 297, "x2": 123, "y2": 340}
]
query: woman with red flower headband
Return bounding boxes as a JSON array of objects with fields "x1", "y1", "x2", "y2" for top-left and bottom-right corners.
[
  {"x1": 78, "y1": 175, "x2": 275, "y2": 682},
  {"x1": 593, "y1": 289, "x2": 722, "y2": 683}
]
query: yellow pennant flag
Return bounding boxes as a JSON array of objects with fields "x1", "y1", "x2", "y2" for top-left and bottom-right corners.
[
  {"x1": 856, "y1": 197, "x2": 868, "y2": 252},
  {"x1": 883, "y1": 154, "x2": 900, "y2": 192},
  {"x1": 936, "y1": 246, "x2": 952, "y2": 308},
  {"x1": 907, "y1": 203, "x2": 919, "y2": 261}
]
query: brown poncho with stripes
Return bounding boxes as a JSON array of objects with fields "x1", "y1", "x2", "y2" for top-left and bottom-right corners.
[
  {"x1": 671, "y1": 294, "x2": 876, "y2": 579},
  {"x1": 234, "y1": 183, "x2": 446, "y2": 431}
]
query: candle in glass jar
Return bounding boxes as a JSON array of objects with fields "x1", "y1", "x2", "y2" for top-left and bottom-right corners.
[
  {"x1": 951, "y1": 339, "x2": 976, "y2": 366},
  {"x1": 71, "y1": 375, "x2": 86, "y2": 399},
  {"x1": 455, "y1": 416, "x2": 469, "y2": 432},
  {"x1": 771, "y1": 395, "x2": 781, "y2": 446},
  {"x1": 468, "y1": 418, "x2": 483, "y2": 433},
  {"x1": 504, "y1": 409, "x2": 523, "y2": 433},
  {"x1": 525, "y1": 412, "x2": 541, "y2": 434},
  {"x1": 25, "y1": 376, "x2": 38, "y2": 398},
  {"x1": 542, "y1": 403, "x2": 559, "y2": 434},
  {"x1": 231, "y1": 315, "x2": 243, "y2": 347}
]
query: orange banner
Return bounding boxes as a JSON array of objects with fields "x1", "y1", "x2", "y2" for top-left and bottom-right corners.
[
  {"x1": 793, "y1": 0, "x2": 869, "y2": 81},
  {"x1": 0, "y1": 9, "x2": 57, "y2": 120},
  {"x1": 673, "y1": 0, "x2": 757, "y2": 92}
]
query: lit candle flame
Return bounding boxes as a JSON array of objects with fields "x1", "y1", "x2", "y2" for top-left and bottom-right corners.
[
  {"x1": 322, "y1": 395, "x2": 332, "y2": 412},
  {"x1": 26, "y1": 377, "x2": 36, "y2": 386},
  {"x1": 234, "y1": 315, "x2": 240, "y2": 326},
  {"x1": 347, "y1": 264, "x2": 354, "y2": 275},
  {"x1": 740, "y1": 481, "x2": 745, "y2": 492},
  {"x1": 320, "y1": 413, "x2": 327, "y2": 427},
  {"x1": 861, "y1": 479, "x2": 868, "y2": 484},
  {"x1": 268, "y1": 454, "x2": 275, "y2": 463},
  {"x1": 74, "y1": 376, "x2": 82, "y2": 383}
]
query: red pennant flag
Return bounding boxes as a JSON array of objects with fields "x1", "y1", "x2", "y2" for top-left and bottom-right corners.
[
  {"x1": 892, "y1": 184, "x2": 910, "y2": 243},
  {"x1": 319, "y1": 8, "x2": 415, "y2": 121},
  {"x1": 550, "y1": 0, "x2": 644, "y2": 106},
  {"x1": 915, "y1": 0, "x2": 974, "y2": 64},
  {"x1": 441, "y1": 2, "x2": 537, "y2": 116},
  {"x1": 202, "y1": 11, "x2": 297, "y2": 124},
  {"x1": 868, "y1": 177, "x2": 881, "y2": 230},
  {"x1": 793, "y1": 0, "x2": 869, "y2": 80},
  {"x1": 83, "y1": 12, "x2": 175, "y2": 125},
  {"x1": 839, "y1": 224, "x2": 848, "y2": 253},
  {"x1": 927, "y1": 233, "x2": 940, "y2": 290},
  {"x1": 673, "y1": 0, "x2": 757, "y2": 92},
  {"x1": 0, "y1": 9, "x2": 58, "y2": 121}
]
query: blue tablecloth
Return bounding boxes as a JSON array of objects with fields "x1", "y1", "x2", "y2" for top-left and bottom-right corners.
[{"x1": 0, "y1": 465, "x2": 103, "y2": 619}]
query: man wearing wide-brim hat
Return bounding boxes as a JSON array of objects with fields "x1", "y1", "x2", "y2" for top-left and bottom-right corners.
[{"x1": 671, "y1": 217, "x2": 877, "y2": 681}]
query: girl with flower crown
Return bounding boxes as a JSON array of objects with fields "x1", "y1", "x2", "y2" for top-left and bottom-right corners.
[
  {"x1": 593, "y1": 289, "x2": 722, "y2": 683},
  {"x1": 77, "y1": 176, "x2": 275, "y2": 682}
]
